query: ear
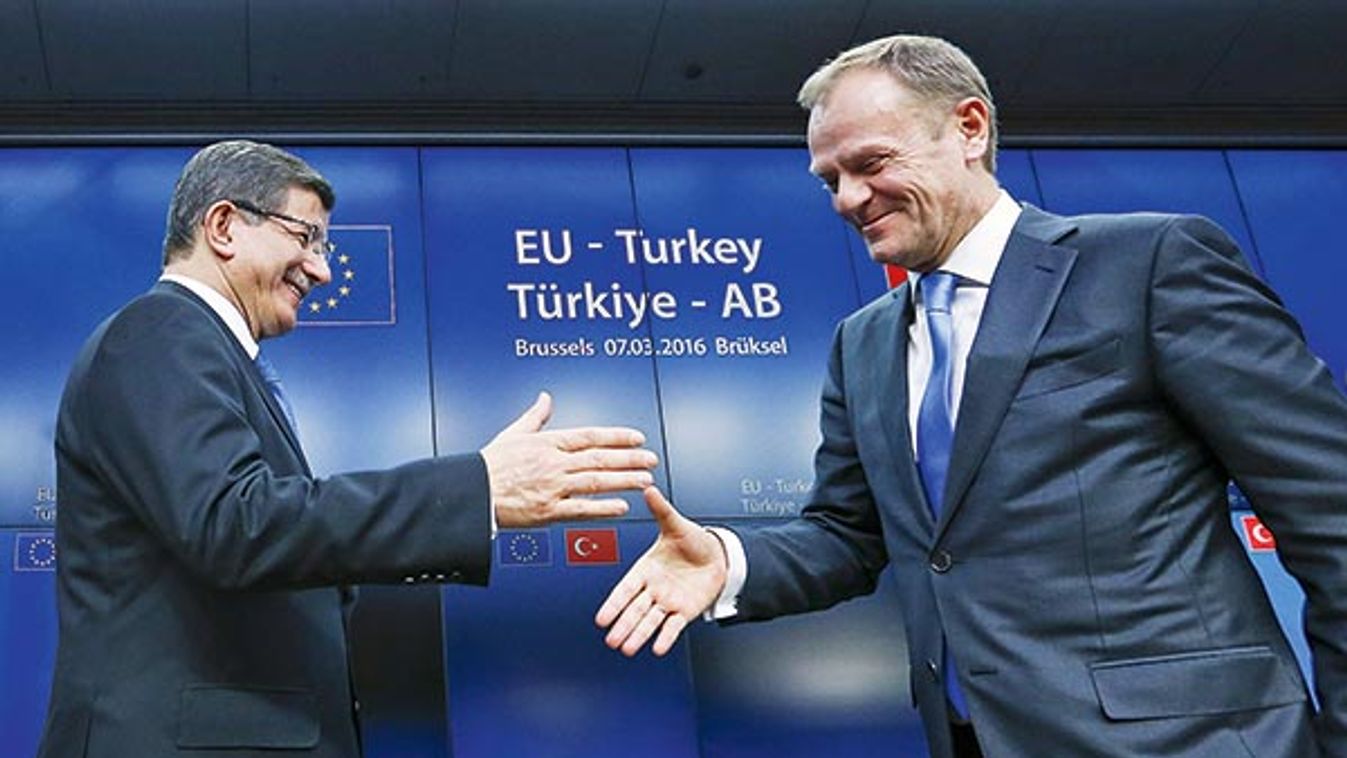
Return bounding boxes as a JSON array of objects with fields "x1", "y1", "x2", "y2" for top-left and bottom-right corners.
[
  {"x1": 201, "y1": 200, "x2": 241, "y2": 261},
  {"x1": 952, "y1": 97, "x2": 992, "y2": 166}
]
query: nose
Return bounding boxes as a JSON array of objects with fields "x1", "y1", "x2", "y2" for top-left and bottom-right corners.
[
  {"x1": 832, "y1": 173, "x2": 871, "y2": 218},
  {"x1": 304, "y1": 250, "x2": 333, "y2": 285}
]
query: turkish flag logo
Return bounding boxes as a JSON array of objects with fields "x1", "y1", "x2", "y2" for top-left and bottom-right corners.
[
  {"x1": 565, "y1": 528, "x2": 620, "y2": 565},
  {"x1": 1241, "y1": 515, "x2": 1277, "y2": 552}
]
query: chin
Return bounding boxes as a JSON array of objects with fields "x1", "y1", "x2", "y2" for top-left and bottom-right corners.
[
  {"x1": 261, "y1": 311, "x2": 299, "y2": 339},
  {"x1": 867, "y1": 245, "x2": 914, "y2": 269}
]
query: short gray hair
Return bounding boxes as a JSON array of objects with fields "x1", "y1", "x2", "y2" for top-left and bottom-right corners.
[
  {"x1": 798, "y1": 35, "x2": 998, "y2": 173},
  {"x1": 162, "y1": 140, "x2": 335, "y2": 264}
]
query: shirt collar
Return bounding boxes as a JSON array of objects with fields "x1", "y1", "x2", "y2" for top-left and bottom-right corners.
[
  {"x1": 159, "y1": 273, "x2": 259, "y2": 359},
  {"x1": 914, "y1": 189, "x2": 1022, "y2": 292}
]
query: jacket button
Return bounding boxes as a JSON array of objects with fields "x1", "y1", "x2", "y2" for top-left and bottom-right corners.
[
  {"x1": 926, "y1": 659, "x2": 940, "y2": 681},
  {"x1": 930, "y1": 550, "x2": 953, "y2": 573},
  {"x1": 449, "y1": 570, "x2": 463, "y2": 582}
]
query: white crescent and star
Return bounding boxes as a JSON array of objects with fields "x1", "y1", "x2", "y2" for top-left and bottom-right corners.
[
  {"x1": 573, "y1": 536, "x2": 597, "y2": 557},
  {"x1": 1251, "y1": 523, "x2": 1273, "y2": 545}
]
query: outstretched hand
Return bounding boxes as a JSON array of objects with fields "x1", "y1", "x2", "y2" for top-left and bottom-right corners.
[
  {"x1": 596, "y1": 486, "x2": 728, "y2": 656},
  {"x1": 480, "y1": 392, "x2": 658, "y2": 527}
]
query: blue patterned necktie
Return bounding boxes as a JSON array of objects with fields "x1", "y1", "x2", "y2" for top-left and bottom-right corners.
[
  {"x1": 255, "y1": 353, "x2": 299, "y2": 436},
  {"x1": 914, "y1": 271, "x2": 970, "y2": 718}
]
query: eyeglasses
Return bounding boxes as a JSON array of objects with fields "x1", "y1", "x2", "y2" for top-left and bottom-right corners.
[{"x1": 229, "y1": 198, "x2": 336, "y2": 262}]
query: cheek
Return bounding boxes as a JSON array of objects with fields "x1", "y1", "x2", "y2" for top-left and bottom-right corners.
[{"x1": 874, "y1": 172, "x2": 927, "y2": 207}]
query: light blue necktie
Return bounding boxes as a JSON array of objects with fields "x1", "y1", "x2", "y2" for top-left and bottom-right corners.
[
  {"x1": 255, "y1": 353, "x2": 299, "y2": 436},
  {"x1": 915, "y1": 271, "x2": 970, "y2": 719}
]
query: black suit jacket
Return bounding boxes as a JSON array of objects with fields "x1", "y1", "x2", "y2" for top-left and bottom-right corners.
[
  {"x1": 39, "y1": 281, "x2": 491, "y2": 757},
  {"x1": 735, "y1": 206, "x2": 1347, "y2": 757}
]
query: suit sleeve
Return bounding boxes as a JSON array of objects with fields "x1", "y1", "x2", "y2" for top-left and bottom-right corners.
[
  {"x1": 731, "y1": 321, "x2": 889, "y2": 622},
  {"x1": 1149, "y1": 216, "x2": 1347, "y2": 753},
  {"x1": 75, "y1": 300, "x2": 492, "y2": 591}
]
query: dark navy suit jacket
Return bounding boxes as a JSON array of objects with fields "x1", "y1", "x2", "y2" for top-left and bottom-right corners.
[
  {"x1": 734, "y1": 206, "x2": 1347, "y2": 757},
  {"x1": 39, "y1": 281, "x2": 491, "y2": 757}
]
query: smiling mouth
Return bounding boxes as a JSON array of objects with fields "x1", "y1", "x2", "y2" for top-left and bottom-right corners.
[
  {"x1": 859, "y1": 212, "x2": 893, "y2": 235},
  {"x1": 283, "y1": 277, "x2": 308, "y2": 305}
]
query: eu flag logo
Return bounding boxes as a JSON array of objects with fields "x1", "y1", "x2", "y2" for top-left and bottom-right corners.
[
  {"x1": 498, "y1": 530, "x2": 551, "y2": 567},
  {"x1": 14, "y1": 531, "x2": 56, "y2": 572},
  {"x1": 300, "y1": 225, "x2": 396, "y2": 326}
]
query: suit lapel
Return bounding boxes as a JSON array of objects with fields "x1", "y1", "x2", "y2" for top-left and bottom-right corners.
[
  {"x1": 937, "y1": 207, "x2": 1077, "y2": 535},
  {"x1": 156, "y1": 281, "x2": 311, "y2": 471},
  {"x1": 867, "y1": 284, "x2": 937, "y2": 534}
]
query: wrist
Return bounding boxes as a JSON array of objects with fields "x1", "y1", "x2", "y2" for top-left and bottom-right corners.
[{"x1": 704, "y1": 528, "x2": 730, "y2": 588}]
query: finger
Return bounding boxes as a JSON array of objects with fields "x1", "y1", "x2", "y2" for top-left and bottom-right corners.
[
  {"x1": 645, "y1": 486, "x2": 688, "y2": 536},
  {"x1": 596, "y1": 571, "x2": 647, "y2": 627},
  {"x1": 651, "y1": 613, "x2": 689, "y2": 657},
  {"x1": 500, "y1": 391, "x2": 552, "y2": 436},
  {"x1": 604, "y1": 590, "x2": 655, "y2": 649},
  {"x1": 551, "y1": 497, "x2": 631, "y2": 522},
  {"x1": 622, "y1": 603, "x2": 669, "y2": 657},
  {"x1": 569, "y1": 448, "x2": 659, "y2": 473},
  {"x1": 551, "y1": 426, "x2": 647, "y2": 452},
  {"x1": 563, "y1": 471, "x2": 654, "y2": 496}
]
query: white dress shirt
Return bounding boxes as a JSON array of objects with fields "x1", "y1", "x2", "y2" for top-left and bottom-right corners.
[{"x1": 706, "y1": 191, "x2": 1023, "y2": 619}]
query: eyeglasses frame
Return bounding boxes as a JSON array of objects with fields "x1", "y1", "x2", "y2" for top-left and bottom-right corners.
[{"x1": 228, "y1": 198, "x2": 336, "y2": 262}]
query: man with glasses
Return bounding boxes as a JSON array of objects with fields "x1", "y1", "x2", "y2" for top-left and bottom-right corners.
[{"x1": 38, "y1": 140, "x2": 657, "y2": 758}]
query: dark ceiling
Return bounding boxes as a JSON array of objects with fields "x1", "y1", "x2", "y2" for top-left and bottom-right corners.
[{"x1": 1, "y1": 0, "x2": 1344, "y2": 145}]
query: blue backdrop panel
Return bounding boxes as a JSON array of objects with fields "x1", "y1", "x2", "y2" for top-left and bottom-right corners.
[
  {"x1": 0, "y1": 529, "x2": 58, "y2": 756},
  {"x1": 422, "y1": 147, "x2": 696, "y2": 758},
  {"x1": 629, "y1": 147, "x2": 858, "y2": 522},
  {"x1": 999, "y1": 149, "x2": 1045, "y2": 215},
  {"x1": 694, "y1": 572, "x2": 925, "y2": 758},
  {"x1": 1226, "y1": 150, "x2": 1347, "y2": 392},
  {"x1": 0, "y1": 147, "x2": 192, "y2": 528},
  {"x1": 849, "y1": 148, "x2": 1042, "y2": 303},
  {"x1": 1030, "y1": 149, "x2": 1263, "y2": 275},
  {"x1": 423, "y1": 147, "x2": 666, "y2": 475},
  {"x1": 441, "y1": 522, "x2": 699, "y2": 758},
  {"x1": 0, "y1": 147, "x2": 191, "y2": 757},
  {"x1": 999, "y1": 149, "x2": 1044, "y2": 210},
  {"x1": 265, "y1": 146, "x2": 448, "y2": 758}
]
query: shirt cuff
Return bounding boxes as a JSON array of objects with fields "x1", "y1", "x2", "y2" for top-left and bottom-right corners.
[{"x1": 703, "y1": 526, "x2": 747, "y2": 621}]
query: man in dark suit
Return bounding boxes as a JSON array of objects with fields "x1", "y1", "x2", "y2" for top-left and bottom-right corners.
[
  {"x1": 597, "y1": 35, "x2": 1347, "y2": 757},
  {"x1": 39, "y1": 140, "x2": 658, "y2": 757}
]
